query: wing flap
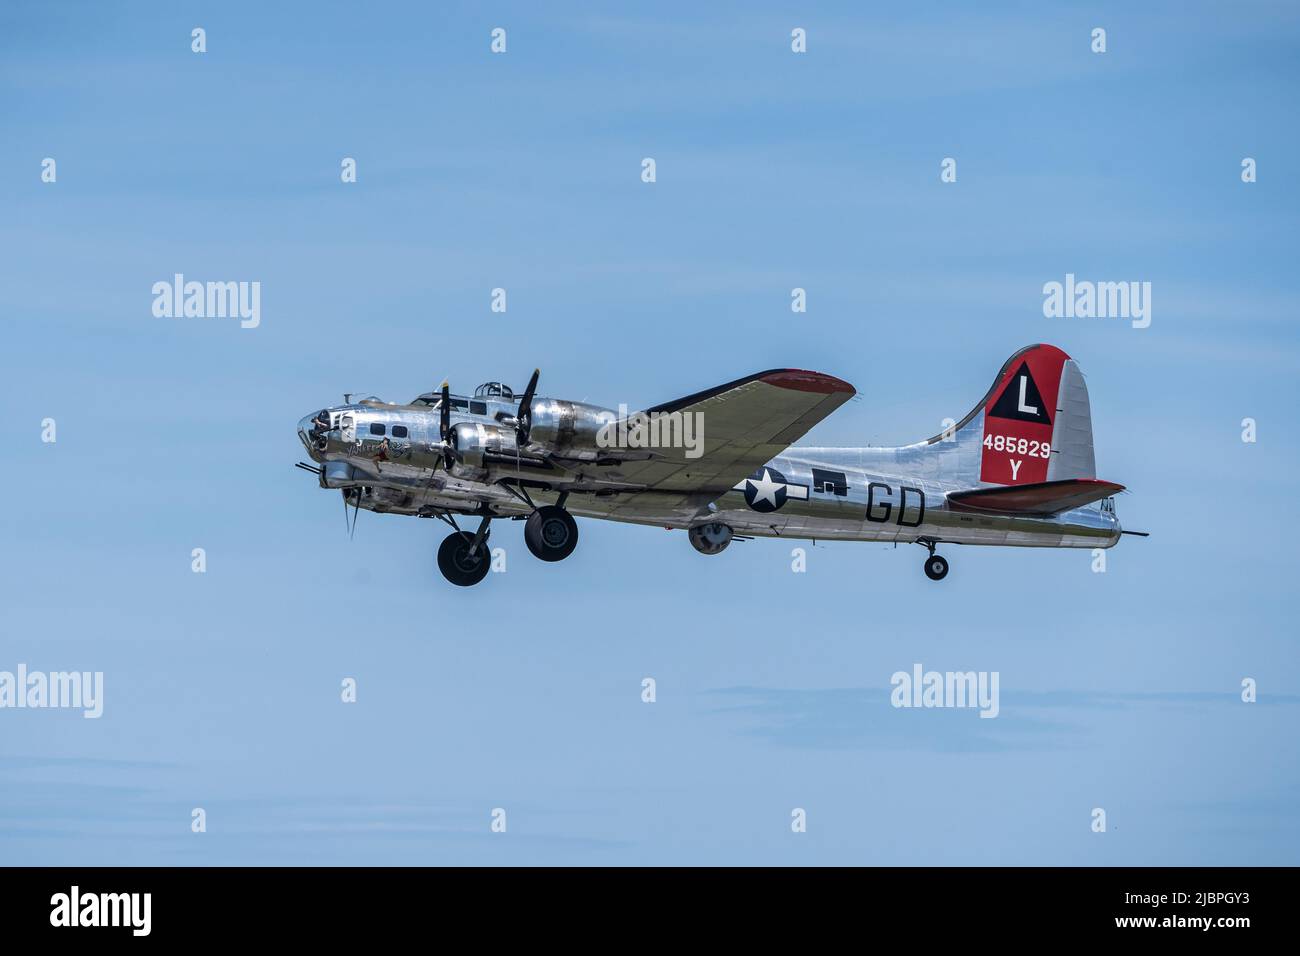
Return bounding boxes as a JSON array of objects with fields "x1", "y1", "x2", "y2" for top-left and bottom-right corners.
[{"x1": 947, "y1": 478, "x2": 1124, "y2": 517}]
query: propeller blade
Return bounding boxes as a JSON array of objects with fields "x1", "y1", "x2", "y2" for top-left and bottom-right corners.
[
  {"x1": 439, "y1": 380, "x2": 451, "y2": 442},
  {"x1": 516, "y1": 368, "x2": 540, "y2": 443},
  {"x1": 434, "y1": 381, "x2": 456, "y2": 472},
  {"x1": 342, "y1": 487, "x2": 363, "y2": 540}
]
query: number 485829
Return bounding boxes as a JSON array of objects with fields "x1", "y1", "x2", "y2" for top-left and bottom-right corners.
[{"x1": 984, "y1": 434, "x2": 1050, "y2": 459}]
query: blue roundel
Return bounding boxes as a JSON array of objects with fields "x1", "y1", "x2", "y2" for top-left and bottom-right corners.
[{"x1": 742, "y1": 467, "x2": 791, "y2": 513}]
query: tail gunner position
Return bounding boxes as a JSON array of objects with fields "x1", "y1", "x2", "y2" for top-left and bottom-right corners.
[{"x1": 296, "y1": 345, "x2": 1141, "y2": 586}]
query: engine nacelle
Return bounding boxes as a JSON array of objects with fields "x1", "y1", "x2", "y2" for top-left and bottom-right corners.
[
  {"x1": 689, "y1": 522, "x2": 733, "y2": 555},
  {"x1": 321, "y1": 460, "x2": 364, "y2": 489},
  {"x1": 449, "y1": 421, "x2": 518, "y2": 480},
  {"x1": 527, "y1": 399, "x2": 618, "y2": 456}
]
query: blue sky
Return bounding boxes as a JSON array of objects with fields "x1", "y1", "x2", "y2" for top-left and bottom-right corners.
[{"x1": 2, "y1": 1, "x2": 1298, "y2": 864}]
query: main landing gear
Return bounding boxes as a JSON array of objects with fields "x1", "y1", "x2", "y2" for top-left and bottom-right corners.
[
  {"x1": 434, "y1": 493, "x2": 581, "y2": 586},
  {"x1": 505, "y1": 487, "x2": 579, "y2": 564},
  {"x1": 524, "y1": 505, "x2": 579, "y2": 562},
  {"x1": 437, "y1": 515, "x2": 492, "y2": 587},
  {"x1": 918, "y1": 538, "x2": 949, "y2": 581}
]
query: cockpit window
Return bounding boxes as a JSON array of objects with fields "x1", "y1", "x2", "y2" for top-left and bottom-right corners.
[{"x1": 412, "y1": 393, "x2": 470, "y2": 409}]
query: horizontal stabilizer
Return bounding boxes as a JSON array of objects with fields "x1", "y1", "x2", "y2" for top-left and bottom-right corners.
[{"x1": 947, "y1": 478, "x2": 1124, "y2": 517}]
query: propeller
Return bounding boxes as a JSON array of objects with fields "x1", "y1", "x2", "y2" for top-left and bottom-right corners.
[
  {"x1": 514, "y1": 368, "x2": 540, "y2": 445},
  {"x1": 435, "y1": 380, "x2": 456, "y2": 471},
  {"x1": 342, "y1": 487, "x2": 362, "y2": 539},
  {"x1": 431, "y1": 370, "x2": 539, "y2": 471},
  {"x1": 439, "y1": 380, "x2": 451, "y2": 442}
]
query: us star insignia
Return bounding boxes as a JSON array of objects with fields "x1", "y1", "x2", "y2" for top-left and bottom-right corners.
[{"x1": 733, "y1": 467, "x2": 809, "y2": 513}]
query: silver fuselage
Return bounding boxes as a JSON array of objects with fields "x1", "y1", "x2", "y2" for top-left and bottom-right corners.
[{"x1": 297, "y1": 396, "x2": 1120, "y2": 550}]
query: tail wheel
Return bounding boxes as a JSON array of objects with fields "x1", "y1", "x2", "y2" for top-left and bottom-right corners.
[
  {"x1": 923, "y1": 554, "x2": 949, "y2": 581},
  {"x1": 524, "y1": 505, "x2": 578, "y2": 562},
  {"x1": 438, "y1": 531, "x2": 491, "y2": 586}
]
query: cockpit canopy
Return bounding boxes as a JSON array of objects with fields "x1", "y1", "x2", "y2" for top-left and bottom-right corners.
[
  {"x1": 474, "y1": 382, "x2": 514, "y2": 401},
  {"x1": 412, "y1": 382, "x2": 515, "y2": 408}
]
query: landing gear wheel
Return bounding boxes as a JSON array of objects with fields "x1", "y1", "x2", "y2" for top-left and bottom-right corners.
[
  {"x1": 923, "y1": 554, "x2": 949, "y2": 581},
  {"x1": 524, "y1": 505, "x2": 578, "y2": 562},
  {"x1": 438, "y1": 531, "x2": 491, "y2": 587}
]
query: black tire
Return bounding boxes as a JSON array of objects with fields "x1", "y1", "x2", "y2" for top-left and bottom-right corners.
[
  {"x1": 437, "y1": 531, "x2": 491, "y2": 586},
  {"x1": 923, "y1": 554, "x2": 949, "y2": 581},
  {"x1": 524, "y1": 505, "x2": 579, "y2": 562}
]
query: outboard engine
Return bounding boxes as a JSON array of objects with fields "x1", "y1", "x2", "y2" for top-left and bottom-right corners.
[{"x1": 526, "y1": 399, "x2": 618, "y2": 456}]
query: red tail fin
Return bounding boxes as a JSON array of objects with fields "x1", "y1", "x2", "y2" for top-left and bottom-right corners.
[{"x1": 973, "y1": 344, "x2": 1096, "y2": 486}]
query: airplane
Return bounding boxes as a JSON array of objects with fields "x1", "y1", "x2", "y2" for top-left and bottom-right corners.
[{"x1": 295, "y1": 343, "x2": 1142, "y2": 587}]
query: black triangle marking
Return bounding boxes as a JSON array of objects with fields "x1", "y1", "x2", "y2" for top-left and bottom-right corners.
[{"x1": 989, "y1": 361, "x2": 1052, "y2": 425}]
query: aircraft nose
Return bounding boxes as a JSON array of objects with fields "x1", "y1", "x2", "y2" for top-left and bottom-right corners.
[{"x1": 299, "y1": 411, "x2": 328, "y2": 456}]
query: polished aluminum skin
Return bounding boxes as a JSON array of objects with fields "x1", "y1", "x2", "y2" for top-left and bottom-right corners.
[{"x1": 296, "y1": 347, "x2": 1126, "y2": 560}]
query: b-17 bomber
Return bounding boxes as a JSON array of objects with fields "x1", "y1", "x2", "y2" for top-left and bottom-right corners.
[{"x1": 296, "y1": 344, "x2": 1141, "y2": 586}]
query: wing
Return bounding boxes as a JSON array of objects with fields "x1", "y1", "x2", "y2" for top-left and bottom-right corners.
[{"x1": 594, "y1": 369, "x2": 855, "y2": 519}]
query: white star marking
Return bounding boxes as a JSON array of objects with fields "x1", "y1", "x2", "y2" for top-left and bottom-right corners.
[
  {"x1": 733, "y1": 468, "x2": 809, "y2": 508},
  {"x1": 749, "y1": 468, "x2": 784, "y2": 507}
]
